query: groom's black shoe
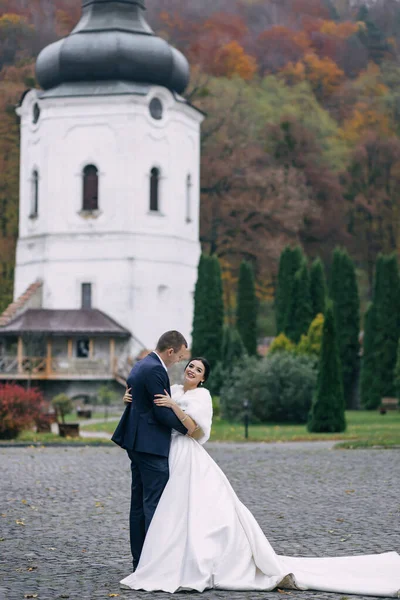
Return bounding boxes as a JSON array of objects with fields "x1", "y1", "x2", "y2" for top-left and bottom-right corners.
[{"x1": 132, "y1": 561, "x2": 137, "y2": 573}]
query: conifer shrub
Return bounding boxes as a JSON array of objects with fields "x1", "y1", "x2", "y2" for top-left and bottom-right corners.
[
  {"x1": 330, "y1": 248, "x2": 360, "y2": 407},
  {"x1": 360, "y1": 303, "x2": 378, "y2": 409},
  {"x1": 297, "y1": 313, "x2": 324, "y2": 358},
  {"x1": 394, "y1": 339, "x2": 400, "y2": 401},
  {"x1": 310, "y1": 257, "x2": 327, "y2": 318},
  {"x1": 191, "y1": 254, "x2": 224, "y2": 366},
  {"x1": 286, "y1": 259, "x2": 313, "y2": 343},
  {"x1": 275, "y1": 246, "x2": 304, "y2": 334},
  {"x1": 361, "y1": 254, "x2": 400, "y2": 409},
  {"x1": 206, "y1": 326, "x2": 246, "y2": 396},
  {"x1": 308, "y1": 301, "x2": 346, "y2": 433},
  {"x1": 269, "y1": 333, "x2": 296, "y2": 355}
]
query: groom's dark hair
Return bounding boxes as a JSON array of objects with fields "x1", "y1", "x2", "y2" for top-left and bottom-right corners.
[{"x1": 156, "y1": 330, "x2": 188, "y2": 353}]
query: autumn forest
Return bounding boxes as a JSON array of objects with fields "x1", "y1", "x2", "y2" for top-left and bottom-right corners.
[{"x1": 1, "y1": 0, "x2": 400, "y2": 331}]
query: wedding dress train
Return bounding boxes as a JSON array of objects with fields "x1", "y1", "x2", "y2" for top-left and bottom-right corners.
[{"x1": 120, "y1": 386, "x2": 400, "y2": 596}]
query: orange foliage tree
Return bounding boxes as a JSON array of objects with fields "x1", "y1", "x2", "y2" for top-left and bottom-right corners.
[
  {"x1": 282, "y1": 52, "x2": 345, "y2": 101},
  {"x1": 337, "y1": 64, "x2": 390, "y2": 144},
  {"x1": 188, "y1": 13, "x2": 257, "y2": 79},
  {"x1": 212, "y1": 40, "x2": 257, "y2": 80}
]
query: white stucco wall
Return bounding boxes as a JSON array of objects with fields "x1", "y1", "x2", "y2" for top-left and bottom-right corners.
[{"x1": 15, "y1": 87, "x2": 203, "y2": 352}]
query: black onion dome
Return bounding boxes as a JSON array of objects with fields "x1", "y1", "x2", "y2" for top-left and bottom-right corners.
[{"x1": 36, "y1": 0, "x2": 190, "y2": 94}]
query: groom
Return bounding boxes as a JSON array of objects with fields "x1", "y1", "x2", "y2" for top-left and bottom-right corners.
[{"x1": 112, "y1": 331, "x2": 189, "y2": 571}]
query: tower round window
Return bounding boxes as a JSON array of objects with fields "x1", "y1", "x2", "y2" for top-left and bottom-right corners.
[
  {"x1": 149, "y1": 97, "x2": 163, "y2": 120},
  {"x1": 33, "y1": 103, "x2": 40, "y2": 124}
]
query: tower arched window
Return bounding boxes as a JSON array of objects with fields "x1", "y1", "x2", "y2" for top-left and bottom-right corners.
[
  {"x1": 186, "y1": 174, "x2": 192, "y2": 223},
  {"x1": 30, "y1": 170, "x2": 39, "y2": 218},
  {"x1": 83, "y1": 165, "x2": 99, "y2": 211},
  {"x1": 150, "y1": 167, "x2": 160, "y2": 212}
]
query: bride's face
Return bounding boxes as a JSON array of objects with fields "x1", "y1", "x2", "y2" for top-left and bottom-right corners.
[{"x1": 184, "y1": 360, "x2": 205, "y2": 387}]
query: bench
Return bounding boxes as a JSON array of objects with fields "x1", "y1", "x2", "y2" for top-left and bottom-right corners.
[{"x1": 379, "y1": 397, "x2": 399, "y2": 414}]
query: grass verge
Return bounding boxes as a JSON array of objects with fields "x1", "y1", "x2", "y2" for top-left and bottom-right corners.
[{"x1": 80, "y1": 410, "x2": 400, "y2": 446}]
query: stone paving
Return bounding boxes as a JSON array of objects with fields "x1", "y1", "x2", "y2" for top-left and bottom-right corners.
[{"x1": 0, "y1": 443, "x2": 399, "y2": 600}]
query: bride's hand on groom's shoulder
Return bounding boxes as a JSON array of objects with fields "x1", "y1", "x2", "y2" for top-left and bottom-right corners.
[
  {"x1": 123, "y1": 387, "x2": 133, "y2": 404},
  {"x1": 154, "y1": 390, "x2": 176, "y2": 409}
]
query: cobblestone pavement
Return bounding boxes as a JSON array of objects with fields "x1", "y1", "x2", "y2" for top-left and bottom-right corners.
[{"x1": 0, "y1": 443, "x2": 399, "y2": 600}]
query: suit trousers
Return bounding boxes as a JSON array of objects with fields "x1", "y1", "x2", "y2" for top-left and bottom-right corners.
[{"x1": 127, "y1": 449, "x2": 169, "y2": 567}]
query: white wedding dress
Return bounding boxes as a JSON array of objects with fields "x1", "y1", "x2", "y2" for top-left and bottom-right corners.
[{"x1": 120, "y1": 385, "x2": 400, "y2": 596}]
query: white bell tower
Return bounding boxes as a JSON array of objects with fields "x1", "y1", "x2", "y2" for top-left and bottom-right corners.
[{"x1": 15, "y1": 0, "x2": 204, "y2": 353}]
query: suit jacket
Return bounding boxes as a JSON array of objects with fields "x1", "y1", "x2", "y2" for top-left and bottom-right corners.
[{"x1": 111, "y1": 352, "x2": 188, "y2": 457}]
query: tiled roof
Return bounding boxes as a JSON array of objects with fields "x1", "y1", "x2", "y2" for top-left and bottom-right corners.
[
  {"x1": 0, "y1": 281, "x2": 43, "y2": 326},
  {"x1": 0, "y1": 309, "x2": 131, "y2": 337}
]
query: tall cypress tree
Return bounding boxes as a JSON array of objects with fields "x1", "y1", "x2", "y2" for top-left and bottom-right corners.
[
  {"x1": 310, "y1": 257, "x2": 327, "y2": 318},
  {"x1": 360, "y1": 253, "x2": 384, "y2": 410},
  {"x1": 308, "y1": 301, "x2": 346, "y2": 433},
  {"x1": 221, "y1": 325, "x2": 246, "y2": 371},
  {"x1": 374, "y1": 254, "x2": 400, "y2": 399},
  {"x1": 191, "y1": 254, "x2": 210, "y2": 358},
  {"x1": 360, "y1": 303, "x2": 377, "y2": 409},
  {"x1": 208, "y1": 255, "x2": 224, "y2": 366},
  {"x1": 360, "y1": 254, "x2": 400, "y2": 409},
  {"x1": 286, "y1": 259, "x2": 312, "y2": 344},
  {"x1": 330, "y1": 248, "x2": 360, "y2": 408},
  {"x1": 191, "y1": 254, "x2": 224, "y2": 366},
  {"x1": 236, "y1": 260, "x2": 258, "y2": 356},
  {"x1": 394, "y1": 338, "x2": 400, "y2": 400},
  {"x1": 275, "y1": 246, "x2": 303, "y2": 334}
]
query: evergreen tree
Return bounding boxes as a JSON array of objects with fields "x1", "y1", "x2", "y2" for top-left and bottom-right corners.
[
  {"x1": 236, "y1": 261, "x2": 258, "y2": 356},
  {"x1": 360, "y1": 303, "x2": 377, "y2": 409},
  {"x1": 308, "y1": 301, "x2": 346, "y2": 433},
  {"x1": 191, "y1": 254, "x2": 209, "y2": 358},
  {"x1": 373, "y1": 254, "x2": 400, "y2": 399},
  {"x1": 394, "y1": 339, "x2": 400, "y2": 399},
  {"x1": 360, "y1": 254, "x2": 400, "y2": 409},
  {"x1": 208, "y1": 255, "x2": 225, "y2": 366},
  {"x1": 191, "y1": 254, "x2": 224, "y2": 366},
  {"x1": 394, "y1": 338, "x2": 400, "y2": 400},
  {"x1": 275, "y1": 246, "x2": 303, "y2": 334},
  {"x1": 286, "y1": 259, "x2": 312, "y2": 344},
  {"x1": 310, "y1": 257, "x2": 327, "y2": 318},
  {"x1": 329, "y1": 248, "x2": 360, "y2": 408},
  {"x1": 221, "y1": 325, "x2": 246, "y2": 370}
]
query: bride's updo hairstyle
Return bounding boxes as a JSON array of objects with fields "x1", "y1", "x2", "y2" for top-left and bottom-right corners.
[{"x1": 185, "y1": 357, "x2": 211, "y2": 387}]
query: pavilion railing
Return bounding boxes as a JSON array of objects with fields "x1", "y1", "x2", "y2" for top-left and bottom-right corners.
[{"x1": 0, "y1": 355, "x2": 113, "y2": 378}]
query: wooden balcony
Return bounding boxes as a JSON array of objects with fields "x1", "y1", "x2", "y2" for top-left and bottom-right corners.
[{"x1": 0, "y1": 354, "x2": 117, "y2": 381}]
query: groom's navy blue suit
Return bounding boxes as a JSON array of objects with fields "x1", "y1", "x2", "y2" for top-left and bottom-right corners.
[{"x1": 112, "y1": 352, "x2": 188, "y2": 567}]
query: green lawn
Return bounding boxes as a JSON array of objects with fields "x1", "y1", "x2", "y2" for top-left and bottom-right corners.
[{"x1": 80, "y1": 411, "x2": 400, "y2": 447}]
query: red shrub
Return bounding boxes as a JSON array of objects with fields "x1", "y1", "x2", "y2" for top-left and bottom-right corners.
[{"x1": 0, "y1": 384, "x2": 44, "y2": 439}]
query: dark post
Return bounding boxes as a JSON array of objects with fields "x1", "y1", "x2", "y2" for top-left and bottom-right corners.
[{"x1": 243, "y1": 399, "x2": 249, "y2": 440}]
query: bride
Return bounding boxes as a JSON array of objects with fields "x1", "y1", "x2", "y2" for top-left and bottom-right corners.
[{"x1": 120, "y1": 357, "x2": 400, "y2": 597}]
